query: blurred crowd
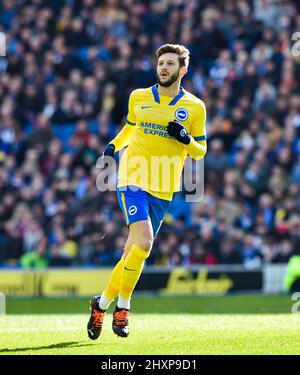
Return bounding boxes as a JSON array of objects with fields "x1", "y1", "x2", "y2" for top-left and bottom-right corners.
[{"x1": 1, "y1": 0, "x2": 300, "y2": 269}]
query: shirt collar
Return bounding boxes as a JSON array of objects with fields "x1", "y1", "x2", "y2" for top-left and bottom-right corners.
[{"x1": 151, "y1": 84, "x2": 185, "y2": 105}]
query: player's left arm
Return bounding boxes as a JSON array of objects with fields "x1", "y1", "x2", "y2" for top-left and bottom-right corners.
[
  {"x1": 185, "y1": 101, "x2": 207, "y2": 160},
  {"x1": 166, "y1": 101, "x2": 207, "y2": 160}
]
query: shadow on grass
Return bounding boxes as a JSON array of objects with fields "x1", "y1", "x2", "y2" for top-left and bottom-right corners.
[{"x1": 0, "y1": 341, "x2": 94, "y2": 353}]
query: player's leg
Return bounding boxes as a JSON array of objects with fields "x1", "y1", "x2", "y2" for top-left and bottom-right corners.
[
  {"x1": 99, "y1": 233, "x2": 134, "y2": 309},
  {"x1": 113, "y1": 219, "x2": 153, "y2": 337},
  {"x1": 98, "y1": 215, "x2": 151, "y2": 312},
  {"x1": 87, "y1": 186, "x2": 167, "y2": 339},
  {"x1": 117, "y1": 193, "x2": 171, "y2": 306},
  {"x1": 112, "y1": 190, "x2": 171, "y2": 337},
  {"x1": 87, "y1": 233, "x2": 134, "y2": 340},
  {"x1": 118, "y1": 219, "x2": 153, "y2": 308}
]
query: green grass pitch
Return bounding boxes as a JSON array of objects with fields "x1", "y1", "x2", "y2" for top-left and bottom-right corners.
[{"x1": 0, "y1": 294, "x2": 300, "y2": 354}]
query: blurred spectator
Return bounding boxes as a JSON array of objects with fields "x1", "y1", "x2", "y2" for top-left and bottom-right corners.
[
  {"x1": 20, "y1": 236, "x2": 49, "y2": 269},
  {"x1": 49, "y1": 228, "x2": 78, "y2": 266},
  {"x1": 240, "y1": 234, "x2": 263, "y2": 268}
]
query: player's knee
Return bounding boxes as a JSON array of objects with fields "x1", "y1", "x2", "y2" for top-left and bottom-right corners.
[
  {"x1": 136, "y1": 237, "x2": 153, "y2": 253},
  {"x1": 130, "y1": 222, "x2": 154, "y2": 252}
]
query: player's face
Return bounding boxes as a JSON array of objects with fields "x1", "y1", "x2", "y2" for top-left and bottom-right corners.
[{"x1": 157, "y1": 53, "x2": 185, "y2": 87}]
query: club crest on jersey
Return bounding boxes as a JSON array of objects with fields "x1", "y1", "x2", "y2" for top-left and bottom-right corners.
[
  {"x1": 175, "y1": 108, "x2": 189, "y2": 121},
  {"x1": 128, "y1": 205, "x2": 137, "y2": 215}
]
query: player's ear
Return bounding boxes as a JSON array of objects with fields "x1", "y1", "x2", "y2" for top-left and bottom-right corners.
[{"x1": 180, "y1": 66, "x2": 188, "y2": 78}]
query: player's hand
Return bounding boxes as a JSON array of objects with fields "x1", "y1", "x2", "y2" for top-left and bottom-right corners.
[
  {"x1": 102, "y1": 143, "x2": 115, "y2": 158},
  {"x1": 166, "y1": 120, "x2": 191, "y2": 145}
]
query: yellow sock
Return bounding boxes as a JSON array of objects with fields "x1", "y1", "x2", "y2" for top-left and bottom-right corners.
[
  {"x1": 119, "y1": 244, "x2": 149, "y2": 300},
  {"x1": 103, "y1": 256, "x2": 124, "y2": 300}
]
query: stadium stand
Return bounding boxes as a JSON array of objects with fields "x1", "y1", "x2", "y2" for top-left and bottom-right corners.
[{"x1": 0, "y1": 0, "x2": 300, "y2": 268}]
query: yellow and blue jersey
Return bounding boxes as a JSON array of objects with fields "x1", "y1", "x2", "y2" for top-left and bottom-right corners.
[{"x1": 117, "y1": 84, "x2": 207, "y2": 201}]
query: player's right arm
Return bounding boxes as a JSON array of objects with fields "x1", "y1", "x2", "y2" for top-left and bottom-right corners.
[{"x1": 103, "y1": 91, "x2": 137, "y2": 157}]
